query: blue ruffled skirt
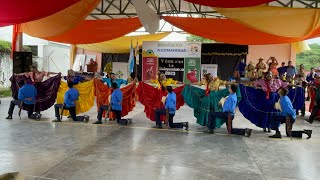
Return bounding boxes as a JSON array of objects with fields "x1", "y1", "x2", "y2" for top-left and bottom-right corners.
[{"x1": 239, "y1": 84, "x2": 305, "y2": 128}]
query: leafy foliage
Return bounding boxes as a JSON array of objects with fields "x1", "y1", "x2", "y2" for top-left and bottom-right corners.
[
  {"x1": 0, "y1": 88, "x2": 11, "y2": 97},
  {"x1": 0, "y1": 40, "x2": 31, "y2": 54},
  {"x1": 296, "y1": 43, "x2": 320, "y2": 70},
  {"x1": 0, "y1": 40, "x2": 11, "y2": 53},
  {"x1": 186, "y1": 34, "x2": 215, "y2": 43}
]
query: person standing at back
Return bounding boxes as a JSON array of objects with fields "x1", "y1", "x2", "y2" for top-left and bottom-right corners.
[
  {"x1": 277, "y1": 62, "x2": 287, "y2": 79},
  {"x1": 286, "y1": 61, "x2": 296, "y2": 79}
]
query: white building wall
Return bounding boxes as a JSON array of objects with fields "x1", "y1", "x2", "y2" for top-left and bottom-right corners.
[
  {"x1": 35, "y1": 43, "x2": 70, "y2": 75},
  {"x1": 0, "y1": 54, "x2": 13, "y2": 88}
]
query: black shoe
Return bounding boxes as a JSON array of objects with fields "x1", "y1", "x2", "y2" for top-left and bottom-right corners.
[
  {"x1": 306, "y1": 119, "x2": 313, "y2": 124},
  {"x1": 267, "y1": 128, "x2": 271, "y2": 133},
  {"x1": 269, "y1": 131, "x2": 282, "y2": 138},
  {"x1": 5, "y1": 116, "x2": 12, "y2": 120},
  {"x1": 93, "y1": 120, "x2": 102, "y2": 124},
  {"x1": 204, "y1": 129, "x2": 214, "y2": 134},
  {"x1": 184, "y1": 122, "x2": 189, "y2": 130},
  {"x1": 245, "y1": 128, "x2": 252, "y2": 137},
  {"x1": 153, "y1": 125, "x2": 162, "y2": 129},
  {"x1": 84, "y1": 115, "x2": 90, "y2": 123},
  {"x1": 263, "y1": 128, "x2": 267, "y2": 132},
  {"x1": 52, "y1": 119, "x2": 62, "y2": 122},
  {"x1": 304, "y1": 130, "x2": 312, "y2": 139}
]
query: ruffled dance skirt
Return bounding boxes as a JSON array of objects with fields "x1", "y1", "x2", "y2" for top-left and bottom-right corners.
[
  {"x1": 182, "y1": 85, "x2": 242, "y2": 128},
  {"x1": 239, "y1": 84, "x2": 305, "y2": 128}
]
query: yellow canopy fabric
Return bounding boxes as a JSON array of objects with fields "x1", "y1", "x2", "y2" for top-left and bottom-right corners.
[
  {"x1": 214, "y1": 5, "x2": 320, "y2": 38},
  {"x1": 20, "y1": 0, "x2": 100, "y2": 38},
  {"x1": 77, "y1": 33, "x2": 171, "y2": 53},
  {"x1": 292, "y1": 41, "x2": 311, "y2": 53},
  {"x1": 56, "y1": 80, "x2": 95, "y2": 116}
]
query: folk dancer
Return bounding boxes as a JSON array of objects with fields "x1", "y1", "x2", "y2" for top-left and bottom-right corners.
[
  {"x1": 6, "y1": 80, "x2": 37, "y2": 119},
  {"x1": 93, "y1": 82, "x2": 128, "y2": 125},
  {"x1": 153, "y1": 86, "x2": 189, "y2": 130},
  {"x1": 270, "y1": 87, "x2": 312, "y2": 139},
  {"x1": 204, "y1": 84, "x2": 252, "y2": 136}
]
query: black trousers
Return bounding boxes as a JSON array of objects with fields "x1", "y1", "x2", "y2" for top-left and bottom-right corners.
[
  {"x1": 155, "y1": 109, "x2": 184, "y2": 128},
  {"x1": 296, "y1": 104, "x2": 306, "y2": 115},
  {"x1": 309, "y1": 99, "x2": 320, "y2": 123},
  {"x1": 54, "y1": 104, "x2": 77, "y2": 121},
  {"x1": 8, "y1": 100, "x2": 34, "y2": 118},
  {"x1": 207, "y1": 112, "x2": 246, "y2": 136},
  {"x1": 271, "y1": 116, "x2": 304, "y2": 138},
  {"x1": 97, "y1": 105, "x2": 127, "y2": 125}
]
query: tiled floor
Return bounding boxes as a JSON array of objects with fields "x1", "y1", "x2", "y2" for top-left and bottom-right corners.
[{"x1": 0, "y1": 98, "x2": 318, "y2": 180}]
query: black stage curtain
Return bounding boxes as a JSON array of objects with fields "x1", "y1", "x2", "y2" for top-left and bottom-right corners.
[
  {"x1": 101, "y1": 50, "x2": 142, "y2": 80},
  {"x1": 201, "y1": 43, "x2": 248, "y2": 80}
]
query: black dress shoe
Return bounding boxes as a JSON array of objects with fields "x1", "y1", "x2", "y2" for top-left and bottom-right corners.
[
  {"x1": 84, "y1": 115, "x2": 90, "y2": 123},
  {"x1": 203, "y1": 129, "x2": 214, "y2": 134},
  {"x1": 269, "y1": 131, "x2": 282, "y2": 139},
  {"x1": 5, "y1": 116, "x2": 12, "y2": 120},
  {"x1": 184, "y1": 122, "x2": 189, "y2": 130},
  {"x1": 267, "y1": 128, "x2": 271, "y2": 132},
  {"x1": 52, "y1": 119, "x2": 62, "y2": 122},
  {"x1": 153, "y1": 125, "x2": 162, "y2": 129},
  {"x1": 306, "y1": 119, "x2": 313, "y2": 124},
  {"x1": 304, "y1": 130, "x2": 312, "y2": 139},
  {"x1": 263, "y1": 128, "x2": 267, "y2": 132},
  {"x1": 93, "y1": 120, "x2": 102, "y2": 124},
  {"x1": 245, "y1": 128, "x2": 253, "y2": 137}
]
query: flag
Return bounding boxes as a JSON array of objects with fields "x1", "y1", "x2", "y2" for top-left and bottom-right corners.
[
  {"x1": 135, "y1": 39, "x2": 139, "y2": 65},
  {"x1": 128, "y1": 41, "x2": 135, "y2": 74}
]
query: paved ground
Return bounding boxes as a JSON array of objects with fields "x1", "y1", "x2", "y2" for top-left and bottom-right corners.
[{"x1": 0, "y1": 97, "x2": 319, "y2": 180}]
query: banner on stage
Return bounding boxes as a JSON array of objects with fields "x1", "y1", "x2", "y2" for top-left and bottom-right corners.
[
  {"x1": 201, "y1": 64, "x2": 218, "y2": 79},
  {"x1": 159, "y1": 57, "x2": 184, "y2": 81},
  {"x1": 184, "y1": 58, "x2": 201, "y2": 83},
  {"x1": 142, "y1": 57, "x2": 158, "y2": 81},
  {"x1": 113, "y1": 62, "x2": 129, "y2": 80},
  {"x1": 142, "y1": 41, "x2": 201, "y2": 82}
]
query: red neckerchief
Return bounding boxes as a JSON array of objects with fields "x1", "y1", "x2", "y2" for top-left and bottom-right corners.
[
  {"x1": 205, "y1": 80, "x2": 210, "y2": 96},
  {"x1": 205, "y1": 84, "x2": 210, "y2": 96},
  {"x1": 265, "y1": 79, "x2": 271, "y2": 99}
]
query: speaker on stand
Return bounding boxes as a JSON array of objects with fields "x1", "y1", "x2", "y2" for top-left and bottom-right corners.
[{"x1": 13, "y1": 51, "x2": 33, "y2": 74}]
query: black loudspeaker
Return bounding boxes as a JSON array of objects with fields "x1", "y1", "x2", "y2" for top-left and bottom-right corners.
[{"x1": 13, "y1": 52, "x2": 33, "y2": 74}]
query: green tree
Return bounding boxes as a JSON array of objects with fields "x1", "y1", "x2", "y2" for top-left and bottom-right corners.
[
  {"x1": 186, "y1": 34, "x2": 215, "y2": 43},
  {"x1": 296, "y1": 43, "x2": 320, "y2": 70},
  {"x1": 0, "y1": 40, "x2": 31, "y2": 54}
]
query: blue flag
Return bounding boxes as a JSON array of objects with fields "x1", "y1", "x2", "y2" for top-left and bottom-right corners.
[{"x1": 128, "y1": 41, "x2": 135, "y2": 74}]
